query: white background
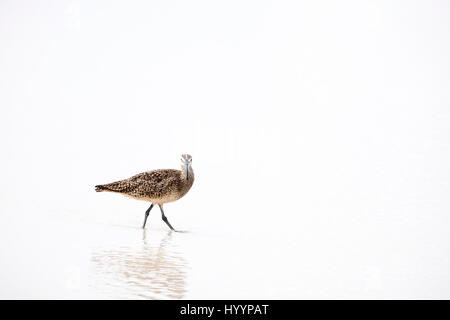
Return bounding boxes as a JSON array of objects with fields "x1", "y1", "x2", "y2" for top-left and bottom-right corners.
[{"x1": 1, "y1": 0, "x2": 449, "y2": 299}]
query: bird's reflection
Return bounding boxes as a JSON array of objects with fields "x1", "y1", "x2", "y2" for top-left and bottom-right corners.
[{"x1": 90, "y1": 230, "x2": 188, "y2": 299}]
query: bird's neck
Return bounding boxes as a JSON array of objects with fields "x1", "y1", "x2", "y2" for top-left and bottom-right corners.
[{"x1": 181, "y1": 165, "x2": 194, "y2": 182}]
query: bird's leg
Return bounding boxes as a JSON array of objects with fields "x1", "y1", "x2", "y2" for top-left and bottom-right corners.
[
  {"x1": 142, "y1": 204, "x2": 154, "y2": 229},
  {"x1": 158, "y1": 204, "x2": 176, "y2": 231}
]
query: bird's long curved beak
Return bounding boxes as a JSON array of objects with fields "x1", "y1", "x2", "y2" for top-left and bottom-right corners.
[{"x1": 186, "y1": 164, "x2": 189, "y2": 180}]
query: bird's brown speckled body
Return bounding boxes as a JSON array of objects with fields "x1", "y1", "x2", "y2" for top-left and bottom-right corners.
[
  {"x1": 95, "y1": 154, "x2": 194, "y2": 231},
  {"x1": 95, "y1": 168, "x2": 194, "y2": 204}
]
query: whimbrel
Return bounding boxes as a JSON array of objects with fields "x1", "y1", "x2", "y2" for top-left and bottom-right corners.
[{"x1": 95, "y1": 154, "x2": 194, "y2": 231}]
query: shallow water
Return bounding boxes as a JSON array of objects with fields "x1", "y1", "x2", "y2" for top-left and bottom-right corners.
[
  {"x1": 90, "y1": 231, "x2": 188, "y2": 299},
  {"x1": 2, "y1": 198, "x2": 450, "y2": 300}
]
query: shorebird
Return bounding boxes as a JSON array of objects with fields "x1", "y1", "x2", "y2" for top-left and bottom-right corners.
[{"x1": 95, "y1": 154, "x2": 194, "y2": 231}]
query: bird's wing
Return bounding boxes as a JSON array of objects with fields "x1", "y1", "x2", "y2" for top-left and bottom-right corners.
[{"x1": 101, "y1": 169, "x2": 180, "y2": 198}]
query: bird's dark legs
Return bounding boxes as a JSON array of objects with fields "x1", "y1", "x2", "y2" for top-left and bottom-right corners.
[
  {"x1": 158, "y1": 204, "x2": 176, "y2": 231},
  {"x1": 142, "y1": 204, "x2": 154, "y2": 229}
]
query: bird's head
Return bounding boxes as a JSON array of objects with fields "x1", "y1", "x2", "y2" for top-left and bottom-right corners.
[{"x1": 181, "y1": 154, "x2": 192, "y2": 180}]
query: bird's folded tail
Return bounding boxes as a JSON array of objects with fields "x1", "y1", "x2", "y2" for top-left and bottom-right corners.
[
  {"x1": 95, "y1": 185, "x2": 109, "y2": 192},
  {"x1": 95, "y1": 180, "x2": 131, "y2": 193}
]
